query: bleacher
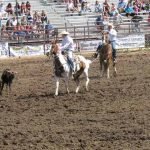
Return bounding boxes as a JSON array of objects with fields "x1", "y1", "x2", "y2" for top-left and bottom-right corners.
[{"x1": 0, "y1": 0, "x2": 150, "y2": 43}]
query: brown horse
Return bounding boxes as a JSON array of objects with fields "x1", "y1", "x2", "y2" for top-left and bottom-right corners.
[{"x1": 97, "y1": 36, "x2": 117, "y2": 79}]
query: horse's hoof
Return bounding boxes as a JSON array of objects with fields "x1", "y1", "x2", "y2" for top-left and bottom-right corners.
[
  {"x1": 86, "y1": 88, "x2": 89, "y2": 92},
  {"x1": 54, "y1": 94, "x2": 58, "y2": 97}
]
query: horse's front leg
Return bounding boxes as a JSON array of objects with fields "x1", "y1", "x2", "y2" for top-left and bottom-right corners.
[
  {"x1": 65, "y1": 76, "x2": 70, "y2": 94},
  {"x1": 99, "y1": 57, "x2": 104, "y2": 77},
  {"x1": 106, "y1": 66, "x2": 110, "y2": 79},
  {"x1": 113, "y1": 62, "x2": 117, "y2": 77},
  {"x1": 55, "y1": 77, "x2": 59, "y2": 96},
  {"x1": 105, "y1": 61, "x2": 110, "y2": 79}
]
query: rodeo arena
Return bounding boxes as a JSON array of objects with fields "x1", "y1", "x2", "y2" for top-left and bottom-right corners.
[{"x1": 0, "y1": 0, "x2": 150, "y2": 149}]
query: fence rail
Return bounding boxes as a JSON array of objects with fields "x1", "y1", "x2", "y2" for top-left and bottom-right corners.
[{"x1": 0, "y1": 22, "x2": 150, "y2": 46}]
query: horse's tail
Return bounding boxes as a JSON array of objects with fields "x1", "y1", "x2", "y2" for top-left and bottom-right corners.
[{"x1": 86, "y1": 59, "x2": 92, "y2": 64}]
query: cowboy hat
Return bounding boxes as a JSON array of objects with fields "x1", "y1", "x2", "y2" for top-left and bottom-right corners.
[
  {"x1": 60, "y1": 31, "x2": 70, "y2": 35},
  {"x1": 108, "y1": 23, "x2": 114, "y2": 28}
]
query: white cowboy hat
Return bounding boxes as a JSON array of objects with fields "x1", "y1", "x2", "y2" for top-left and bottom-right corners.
[
  {"x1": 108, "y1": 23, "x2": 114, "y2": 28},
  {"x1": 60, "y1": 31, "x2": 70, "y2": 35}
]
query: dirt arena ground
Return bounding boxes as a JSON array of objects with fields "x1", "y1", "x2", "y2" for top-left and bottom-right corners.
[{"x1": 0, "y1": 50, "x2": 150, "y2": 150}]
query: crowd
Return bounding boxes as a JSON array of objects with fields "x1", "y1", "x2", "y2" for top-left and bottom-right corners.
[
  {"x1": 0, "y1": 0, "x2": 149, "y2": 40},
  {"x1": 0, "y1": 1, "x2": 55, "y2": 40},
  {"x1": 64, "y1": 0, "x2": 149, "y2": 31}
]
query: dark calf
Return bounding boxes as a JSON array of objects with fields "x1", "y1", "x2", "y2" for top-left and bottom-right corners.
[{"x1": 0, "y1": 69, "x2": 16, "y2": 95}]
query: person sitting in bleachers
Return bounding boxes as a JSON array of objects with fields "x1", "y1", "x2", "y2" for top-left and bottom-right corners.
[
  {"x1": 21, "y1": 15, "x2": 27, "y2": 26},
  {"x1": 117, "y1": 0, "x2": 127, "y2": 13},
  {"x1": 11, "y1": 17, "x2": 17, "y2": 27},
  {"x1": 79, "y1": 0, "x2": 91, "y2": 15},
  {"x1": 94, "y1": 0, "x2": 103, "y2": 13},
  {"x1": 66, "y1": 0, "x2": 78, "y2": 13},
  {"x1": 21, "y1": 2, "x2": 26, "y2": 15},
  {"x1": 14, "y1": 2, "x2": 21, "y2": 16},
  {"x1": 33, "y1": 11, "x2": 39, "y2": 25},
  {"x1": 26, "y1": 11, "x2": 33, "y2": 24},
  {"x1": 45, "y1": 20, "x2": 55, "y2": 38},
  {"x1": 103, "y1": 0, "x2": 110, "y2": 14},
  {"x1": 41, "y1": 10, "x2": 47, "y2": 24},
  {"x1": 5, "y1": 19, "x2": 13, "y2": 39},
  {"x1": 133, "y1": 2, "x2": 140, "y2": 15},
  {"x1": 5, "y1": 3, "x2": 13, "y2": 16},
  {"x1": 0, "y1": 3, "x2": 6, "y2": 17},
  {"x1": 1, "y1": 25, "x2": 8, "y2": 39},
  {"x1": 125, "y1": 3, "x2": 135, "y2": 17},
  {"x1": 109, "y1": 3, "x2": 119, "y2": 17},
  {"x1": 26, "y1": 1, "x2": 31, "y2": 11}
]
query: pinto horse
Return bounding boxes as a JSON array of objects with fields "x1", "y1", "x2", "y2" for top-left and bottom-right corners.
[
  {"x1": 96, "y1": 36, "x2": 117, "y2": 79},
  {"x1": 50, "y1": 41, "x2": 92, "y2": 96}
]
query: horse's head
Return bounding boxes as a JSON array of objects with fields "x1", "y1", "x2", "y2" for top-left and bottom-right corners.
[{"x1": 50, "y1": 40, "x2": 59, "y2": 55}]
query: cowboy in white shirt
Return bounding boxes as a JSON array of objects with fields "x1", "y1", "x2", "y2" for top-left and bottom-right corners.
[
  {"x1": 106, "y1": 23, "x2": 117, "y2": 63},
  {"x1": 96, "y1": 23, "x2": 117, "y2": 63},
  {"x1": 60, "y1": 31, "x2": 75, "y2": 72}
]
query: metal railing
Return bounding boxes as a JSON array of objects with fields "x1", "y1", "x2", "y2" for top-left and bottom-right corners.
[{"x1": 0, "y1": 22, "x2": 150, "y2": 45}]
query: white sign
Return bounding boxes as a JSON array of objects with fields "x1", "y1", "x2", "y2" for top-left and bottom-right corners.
[
  {"x1": 116, "y1": 33, "x2": 145, "y2": 49},
  {"x1": 79, "y1": 40, "x2": 102, "y2": 51},
  {"x1": 79, "y1": 34, "x2": 145, "y2": 51},
  {"x1": 0, "y1": 42, "x2": 9, "y2": 57},
  {"x1": 10, "y1": 45, "x2": 45, "y2": 56}
]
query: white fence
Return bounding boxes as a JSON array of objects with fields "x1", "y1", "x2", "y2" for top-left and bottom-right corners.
[{"x1": 0, "y1": 33, "x2": 149, "y2": 57}]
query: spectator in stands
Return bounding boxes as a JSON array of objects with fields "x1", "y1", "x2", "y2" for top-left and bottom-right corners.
[
  {"x1": 33, "y1": 11, "x2": 39, "y2": 25},
  {"x1": 5, "y1": 3, "x2": 13, "y2": 16},
  {"x1": 109, "y1": 3, "x2": 119, "y2": 17},
  {"x1": 144, "y1": 2, "x2": 149, "y2": 12},
  {"x1": 14, "y1": 2, "x2": 21, "y2": 16},
  {"x1": 21, "y1": 2, "x2": 26, "y2": 15},
  {"x1": 133, "y1": 2, "x2": 140, "y2": 15},
  {"x1": 11, "y1": 17, "x2": 17, "y2": 27},
  {"x1": 6, "y1": 19, "x2": 13, "y2": 39},
  {"x1": 60, "y1": 31, "x2": 75, "y2": 73},
  {"x1": 41, "y1": 10, "x2": 48, "y2": 24},
  {"x1": 26, "y1": 11, "x2": 33, "y2": 24},
  {"x1": 0, "y1": 3, "x2": 6, "y2": 17},
  {"x1": 45, "y1": 20, "x2": 54, "y2": 38},
  {"x1": 79, "y1": 1, "x2": 91, "y2": 14},
  {"x1": 21, "y1": 15, "x2": 27, "y2": 26},
  {"x1": 117, "y1": 0, "x2": 127, "y2": 13},
  {"x1": 66, "y1": 0, "x2": 74, "y2": 12},
  {"x1": 73, "y1": 0, "x2": 79, "y2": 11},
  {"x1": 1, "y1": 25, "x2": 7, "y2": 38},
  {"x1": 103, "y1": 0, "x2": 110, "y2": 14},
  {"x1": 94, "y1": 0, "x2": 103, "y2": 13},
  {"x1": 26, "y1": 1, "x2": 31, "y2": 11},
  {"x1": 125, "y1": 3, "x2": 135, "y2": 17}
]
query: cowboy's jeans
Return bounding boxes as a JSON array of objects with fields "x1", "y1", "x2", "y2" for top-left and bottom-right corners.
[
  {"x1": 67, "y1": 51, "x2": 74, "y2": 71},
  {"x1": 110, "y1": 41, "x2": 117, "y2": 61}
]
